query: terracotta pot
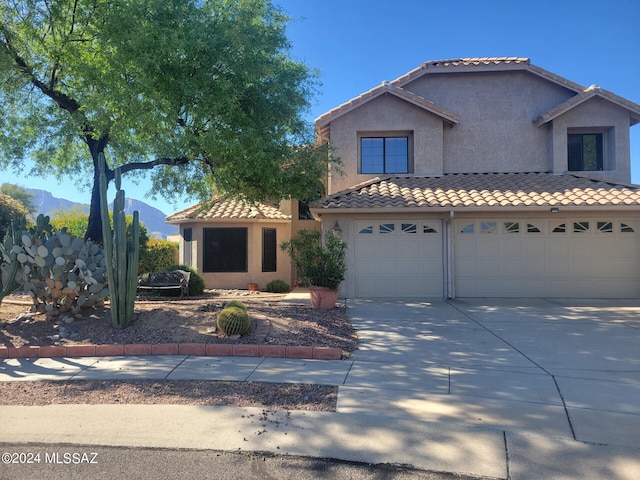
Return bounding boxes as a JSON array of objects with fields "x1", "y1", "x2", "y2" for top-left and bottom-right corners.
[
  {"x1": 309, "y1": 286, "x2": 338, "y2": 310},
  {"x1": 247, "y1": 283, "x2": 259, "y2": 291}
]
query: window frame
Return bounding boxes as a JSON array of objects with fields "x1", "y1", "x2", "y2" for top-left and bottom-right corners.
[
  {"x1": 358, "y1": 132, "x2": 412, "y2": 174},
  {"x1": 202, "y1": 227, "x2": 248, "y2": 273},
  {"x1": 262, "y1": 228, "x2": 277, "y2": 273},
  {"x1": 567, "y1": 128, "x2": 610, "y2": 172}
]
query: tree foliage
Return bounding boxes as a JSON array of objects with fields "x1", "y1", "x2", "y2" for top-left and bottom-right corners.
[
  {"x1": 0, "y1": 0, "x2": 325, "y2": 243},
  {"x1": 0, "y1": 192, "x2": 28, "y2": 239},
  {"x1": 0, "y1": 183, "x2": 35, "y2": 214},
  {"x1": 49, "y1": 208, "x2": 149, "y2": 249}
]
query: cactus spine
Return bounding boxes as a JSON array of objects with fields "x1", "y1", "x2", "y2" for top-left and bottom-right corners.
[
  {"x1": 99, "y1": 153, "x2": 140, "y2": 328},
  {"x1": 217, "y1": 306, "x2": 252, "y2": 336}
]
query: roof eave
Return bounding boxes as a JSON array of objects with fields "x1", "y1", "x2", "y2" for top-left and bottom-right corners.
[
  {"x1": 311, "y1": 204, "x2": 640, "y2": 215},
  {"x1": 166, "y1": 217, "x2": 291, "y2": 225}
]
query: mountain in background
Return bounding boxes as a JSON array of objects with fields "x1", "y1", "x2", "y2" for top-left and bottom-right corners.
[{"x1": 26, "y1": 189, "x2": 178, "y2": 239}]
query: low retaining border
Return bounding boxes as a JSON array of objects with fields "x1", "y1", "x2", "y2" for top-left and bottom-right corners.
[{"x1": 0, "y1": 344, "x2": 342, "y2": 360}]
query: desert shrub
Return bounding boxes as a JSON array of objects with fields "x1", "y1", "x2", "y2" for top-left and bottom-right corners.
[
  {"x1": 0, "y1": 193, "x2": 28, "y2": 239},
  {"x1": 50, "y1": 210, "x2": 149, "y2": 250},
  {"x1": 217, "y1": 306, "x2": 251, "y2": 336},
  {"x1": 265, "y1": 279, "x2": 291, "y2": 293},
  {"x1": 139, "y1": 239, "x2": 178, "y2": 274},
  {"x1": 166, "y1": 264, "x2": 205, "y2": 296},
  {"x1": 222, "y1": 300, "x2": 246, "y2": 311}
]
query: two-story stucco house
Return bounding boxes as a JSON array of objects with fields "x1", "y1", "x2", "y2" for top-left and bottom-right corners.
[
  {"x1": 312, "y1": 57, "x2": 640, "y2": 299},
  {"x1": 168, "y1": 57, "x2": 640, "y2": 299}
]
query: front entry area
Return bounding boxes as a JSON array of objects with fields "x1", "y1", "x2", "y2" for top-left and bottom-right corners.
[{"x1": 354, "y1": 220, "x2": 444, "y2": 297}]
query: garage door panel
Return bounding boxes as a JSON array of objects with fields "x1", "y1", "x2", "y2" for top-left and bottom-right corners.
[
  {"x1": 499, "y1": 240, "x2": 523, "y2": 257},
  {"x1": 501, "y1": 259, "x2": 523, "y2": 274},
  {"x1": 355, "y1": 220, "x2": 443, "y2": 298},
  {"x1": 476, "y1": 239, "x2": 500, "y2": 256},
  {"x1": 454, "y1": 217, "x2": 640, "y2": 298},
  {"x1": 522, "y1": 238, "x2": 545, "y2": 257}
]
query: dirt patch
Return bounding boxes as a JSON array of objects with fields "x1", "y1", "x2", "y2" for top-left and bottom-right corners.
[
  {"x1": 0, "y1": 291, "x2": 358, "y2": 357},
  {"x1": 0, "y1": 380, "x2": 337, "y2": 411}
]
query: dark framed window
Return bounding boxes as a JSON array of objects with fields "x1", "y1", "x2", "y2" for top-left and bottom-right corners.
[
  {"x1": 182, "y1": 227, "x2": 192, "y2": 267},
  {"x1": 361, "y1": 136, "x2": 409, "y2": 174},
  {"x1": 568, "y1": 133, "x2": 603, "y2": 171},
  {"x1": 203, "y1": 228, "x2": 247, "y2": 272},
  {"x1": 262, "y1": 228, "x2": 277, "y2": 272}
]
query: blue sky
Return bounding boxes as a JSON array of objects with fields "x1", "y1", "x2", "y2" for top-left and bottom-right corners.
[{"x1": 2, "y1": 0, "x2": 639, "y2": 214}]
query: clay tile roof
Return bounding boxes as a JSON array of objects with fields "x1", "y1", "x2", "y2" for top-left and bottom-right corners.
[
  {"x1": 313, "y1": 173, "x2": 640, "y2": 211},
  {"x1": 166, "y1": 198, "x2": 290, "y2": 223},
  {"x1": 535, "y1": 85, "x2": 640, "y2": 126}
]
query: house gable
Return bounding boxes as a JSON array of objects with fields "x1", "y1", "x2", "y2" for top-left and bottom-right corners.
[
  {"x1": 318, "y1": 57, "x2": 640, "y2": 191},
  {"x1": 327, "y1": 93, "x2": 452, "y2": 193}
]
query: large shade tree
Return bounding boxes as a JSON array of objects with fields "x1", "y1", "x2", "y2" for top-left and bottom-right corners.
[{"x1": 0, "y1": 0, "x2": 325, "y2": 243}]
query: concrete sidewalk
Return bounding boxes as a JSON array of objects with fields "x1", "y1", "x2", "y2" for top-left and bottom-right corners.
[{"x1": 1, "y1": 298, "x2": 640, "y2": 479}]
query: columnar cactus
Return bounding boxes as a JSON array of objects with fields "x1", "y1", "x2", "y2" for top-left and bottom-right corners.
[{"x1": 99, "y1": 153, "x2": 140, "y2": 328}]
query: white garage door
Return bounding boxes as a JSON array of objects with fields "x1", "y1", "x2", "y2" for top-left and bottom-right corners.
[
  {"x1": 454, "y1": 218, "x2": 640, "y2": 298},
  {"x1": 355, "y1": 220, "x2": 443, "y2": 297}
]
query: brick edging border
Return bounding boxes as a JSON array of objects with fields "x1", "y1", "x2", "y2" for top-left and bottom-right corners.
[{"x1": 0, "y1": 344, "x2": 342, "y2": 361}]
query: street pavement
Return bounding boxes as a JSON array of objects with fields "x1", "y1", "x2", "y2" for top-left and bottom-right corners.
[{"x1": 1, "y1": 297, "x2": 639, "y2": 479}]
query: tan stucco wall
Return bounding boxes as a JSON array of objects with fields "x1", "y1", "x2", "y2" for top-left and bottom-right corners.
[
  {"x1": 176, "y1": 220, "x2": 293, "y2": 290},
  {"x1": 328, "y1": 94, "x2": 444, "y2": 194},
  {"x1": 549, "y1": 96, "x2": 631, "y2": 182},
  {"x1": 325, "y1": 69, "x2": 635, "y2": 193}
]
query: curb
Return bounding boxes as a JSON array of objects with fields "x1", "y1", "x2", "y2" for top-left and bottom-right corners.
[{"x1": 0, "y1": 344, "x2": 342, "y2": 361}]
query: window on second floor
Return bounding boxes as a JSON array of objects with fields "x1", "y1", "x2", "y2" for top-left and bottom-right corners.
[
  {"x1": 360, "y1": 135, "x2": 410, "y2": 174},
  {"x1": 568, "y1": 132, "x2": 603, "y2": 171}
]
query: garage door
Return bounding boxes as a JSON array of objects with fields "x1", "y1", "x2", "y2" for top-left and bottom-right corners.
[
  {"x1": 454, "y1": 218, "x2": 640, "y2": 297},
  {"x1": 355, "y1": 220, "x2": 443, "y2": 297}
]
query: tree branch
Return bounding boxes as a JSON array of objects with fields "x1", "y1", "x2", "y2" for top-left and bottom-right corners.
[
  {"x1": 0, "y1": 26, "x2": 81, "y2": 114},
  {"x1": 118, "y1": 156, "x2": 192, "y2": 175}
]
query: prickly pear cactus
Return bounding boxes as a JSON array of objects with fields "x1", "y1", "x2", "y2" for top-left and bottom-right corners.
[
  {"x1": 0, "y1": 216, "x2": 27, "y2": 303},
  {"x1": 0, "y1": 215, "x2": 108, "y2": 314},
  {"x1": 217, "y1": 306, "x2": 252, "y2": 336}
]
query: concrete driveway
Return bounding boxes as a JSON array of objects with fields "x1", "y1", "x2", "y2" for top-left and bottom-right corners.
[{"x1": 340, "y1": 298, "x2": 640, "y2": 452}]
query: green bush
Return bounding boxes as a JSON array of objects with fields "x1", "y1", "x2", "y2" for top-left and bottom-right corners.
[
  {"x1": 217, "y1": 306, "x2": 252, "y2": 336},
  {"x1": 222, "y1": 300, "x2": 246, "y2": 311},
  {"x1": 281, "y1": 229, "x2": 347, "y2": 291},
  {"x1": 265, "y1": 279, "x2": 291, "y2": 293},
  {"x1": 139, "y1": 239, "x2": 178, "y2": 274},
  {"x1": 50, "y1": 209, "x2": 149, "y2": 251},
  {"x1": 0, "y1": 193, "x2": 28, "y2": 239},
  {"x1": 166, "y1": 264, "x2": 205, "y2": 296}
]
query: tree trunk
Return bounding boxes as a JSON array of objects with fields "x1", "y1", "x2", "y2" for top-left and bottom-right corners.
[
  {"x1": 85, "y1": 170, "x2": 105, "y2": 243},
  {"x1": 84, "y1": 137, "x2": 111, "y2": 244}
]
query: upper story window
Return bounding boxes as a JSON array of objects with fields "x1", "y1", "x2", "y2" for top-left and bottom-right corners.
[
  {"x1": 568, "y1": 132, "x2": 603, "y2": 171},
  {"x1": 360, "y1": 136, "x2": 409, "y2": 174}
]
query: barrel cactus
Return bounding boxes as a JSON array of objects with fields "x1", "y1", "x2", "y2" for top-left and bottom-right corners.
[
  {"x1": 221, "y1": 300, "x2": 246, "y2": 311},
  {"x1": 217, "y1": 306, "x2": 252, "y2": 336}
]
